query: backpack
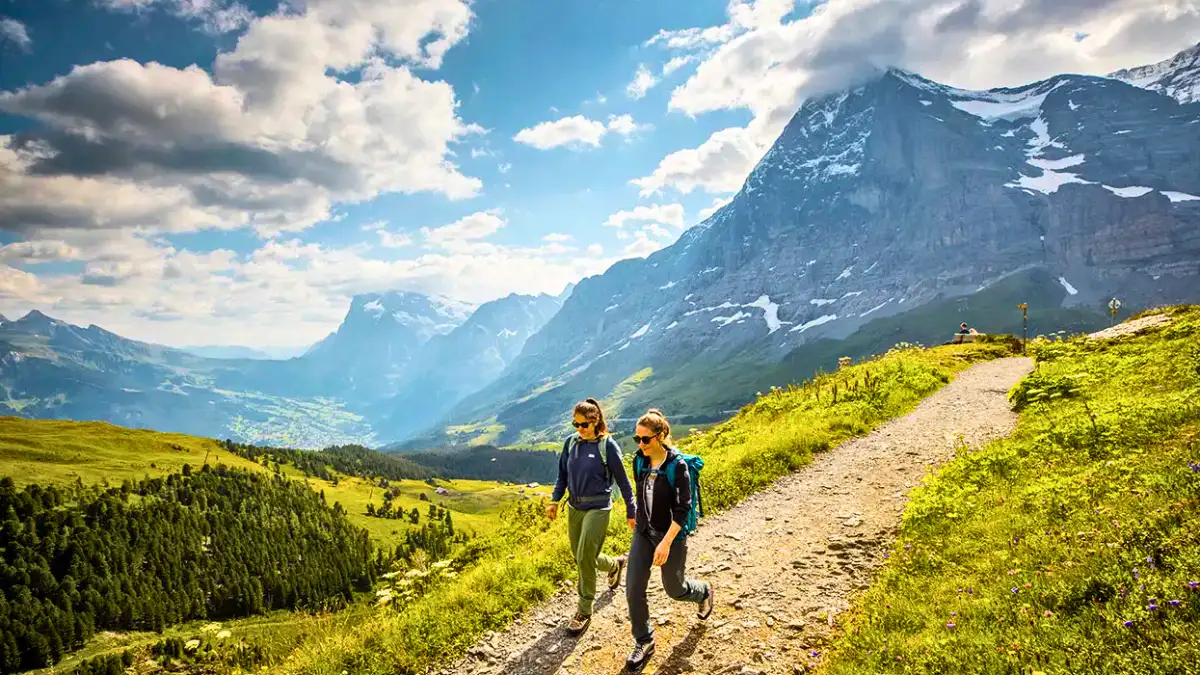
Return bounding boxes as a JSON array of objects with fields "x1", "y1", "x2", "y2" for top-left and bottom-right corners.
[{"x1": 634, "y1": 448, "x2": 705, "y2": 535}]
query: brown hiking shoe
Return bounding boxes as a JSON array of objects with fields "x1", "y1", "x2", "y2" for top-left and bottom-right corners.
[
  {"x1": 567, "y1": 612, "x2": 591, "y2": 635},
  {"x1": 608, "y1": 555, "x2": 627, "y2": 590}
]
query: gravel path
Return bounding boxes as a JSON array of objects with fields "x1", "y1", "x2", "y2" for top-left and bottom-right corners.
[{"x1": 443, "y1": 357, "x2": 1034, "y2": 675}]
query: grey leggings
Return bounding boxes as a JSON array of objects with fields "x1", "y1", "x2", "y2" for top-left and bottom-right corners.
[{"x1": 625, "y1": 528, "x2": 707, "y2": 644}]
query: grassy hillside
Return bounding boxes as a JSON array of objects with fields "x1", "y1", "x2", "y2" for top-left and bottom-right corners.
[
  {"x1": 275, "y1": 339, "x2": 1016, "y2": 675},
  {"x1": 819, "y1": 305, "x2": 1200, "y2": 674},
  {"x1": 0, "y1": 417, "x2": 522, "y2": 550}
]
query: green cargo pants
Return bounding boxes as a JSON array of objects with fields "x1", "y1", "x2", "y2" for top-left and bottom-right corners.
[{"x1": 568, "y1": 505, "x2": 618, "y2": 616}]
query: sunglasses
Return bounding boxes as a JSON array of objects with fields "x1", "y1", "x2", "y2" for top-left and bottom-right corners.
[
  {"x1": 571, "y1": 421, "x2": 592, "y2": 429},
  {"x1": 633, "y1": 435, "x2": 656, "y2": 445}
]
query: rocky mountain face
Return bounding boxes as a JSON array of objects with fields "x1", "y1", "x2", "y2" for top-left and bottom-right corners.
[
  {"x1": 372, "y1": 292, "x2": 564, "y2": 441},
  {"x1": 433, "y1": 43, "x2": 1200, "y2": 445}
]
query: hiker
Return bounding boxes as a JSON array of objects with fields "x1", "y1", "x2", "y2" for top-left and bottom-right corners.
[
  {"x1": 624, "y1": 409, "x2": 713, "y2": 673},
  {"x1": 547, "y1": 397, "x2": 636, "y2": 635},
  {"x1": 958, "y1": 322, "x2": 971, "y2": 335}
]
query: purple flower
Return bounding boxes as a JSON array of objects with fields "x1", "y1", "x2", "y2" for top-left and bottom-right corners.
[
  {"x1": 1169, "y1": 600, "x2": 1181, "y2": 607},
  {"x1": 905, "y1": 544, "x2": 912, "y2": 551},
  {"x1": 946, "y1": 622, "x2": 956, "y2": 629},
  {"x1": 1148, "y1": 603, "x2": 1159, "y2": 611},
  {"x1": 950, "y1": 612, "x2": 957, "y2": 617},
  {"x1": 1124, "y1": 620, "x2": 1134, "y2": 628},
  {"x1": 1189, "y1": 581, "x2": 1199, "y2": 589},
  {"x1": 1012, "y1": 587, "x2": 1019, "y2": 595},
  {"x1": 967, "y1": 588, "x2": 974, "y2": 595},
  {"x1": 1189, "y1": 462, "x2": 1200, "y2": 473},
  {"x1": 1133, "y1": 568, "x2": 1139, "y2": 580},
  {"x1": 810, "y1": 650, "x2": 820, "y2": 658}
]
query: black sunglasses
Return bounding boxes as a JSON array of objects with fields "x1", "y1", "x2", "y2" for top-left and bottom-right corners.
[
  {"x1": 572, "y1": 421, "x2": 592, "y2": 429},
  {"x1": 633, "y1": 435, "x2": 656, "y2": 445}
]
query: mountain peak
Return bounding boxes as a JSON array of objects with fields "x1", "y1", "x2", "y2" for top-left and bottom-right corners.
[
  {"x1": 18, "y1": 309, "x2": 59, "y2": 325},
  {"x1": 1110, "y1": 41, "x2": 1200, "y2": 104}
]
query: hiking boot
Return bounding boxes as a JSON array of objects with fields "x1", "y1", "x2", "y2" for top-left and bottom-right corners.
[
  {"x1": 698, "y1": 582, "x2": 714, "y2": 620},
  {"x1": 625, "y1": 641, "x2": 655, "y2": 672},
  {"x1": 608, "y1": 555, "x2": 627, "y2": 590},
  {"x1": 567, "y1": 612, "x2": 591, "y2": 635}
]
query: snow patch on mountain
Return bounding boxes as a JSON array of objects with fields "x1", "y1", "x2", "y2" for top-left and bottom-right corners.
[
  {"x1": 949, "y1": 80, "x2": 1066, "y2": 120},
  {"x1": 1103, "y1": 185, "x2": 1154, "y2": 198},
  {"x1": 743, "y1": 295, "x2": 785, "y2": 334},
  {"x1": 789, "y1": 314, "x2": 838, "y2": 333},
  {"x1": 363, "y1": 300, "x2": 385, "y2": 317},
  {"x1": 1058, "y1": 277, "x2": 1079, "y2": 295},
  {"x1": 629, "y1": 323, "x2": 651, "y2": 339},
  {"x1": 712, "y1": 312, "x2": 751, "y2": 328},
  {"x1": 1163, "y1": 190, "x2": 1200, "y2": 202}
]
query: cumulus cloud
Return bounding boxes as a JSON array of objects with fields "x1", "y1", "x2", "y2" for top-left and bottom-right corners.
[
  {"x1": 513, "y1": 113, "x2": 646, "y2": 150},
  {"x1": 631, "y1": 127, "x2": 761, "y2": 196},
  {"x1": 626, "y1": 63, "x2": 658, "y2": 99},
  {"x1": 0, "y1": 17, "x2": 31, "y2": 51},
  {"x1": 0, "y1": 0, "x2": 481, "y2": 241},
  {"x1": 622, "y1": 227, "x2": 675, "y2": 259},
  {"x1": 697, "y1": 195, "x2": 734, "y2": 221},
  {"x1": 604, "y1": 203, "x2": 686, "y2": 230},
  {"x1": 421, "y1": 211, "x2": 506, "y2": 248},
  {"x1": 637, "y1": 0, "x2": 1200, "y2": 196},
  {"x1": 97, "y1": 0, "x2": 253, "y2": 34},
  {"x1": 542, "y1": 232, "x2": 574, "y2": 243},
  {"x1": 0, "y1": 240, "x2": 81, "y2": 263}
]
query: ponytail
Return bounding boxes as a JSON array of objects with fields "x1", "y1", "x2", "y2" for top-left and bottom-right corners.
[{"x1": 573, "y1": 398, "x2": 608, "y2": 435}]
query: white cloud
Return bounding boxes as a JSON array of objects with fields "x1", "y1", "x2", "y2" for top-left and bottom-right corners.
[
  {"x1": 662, "y1": 55, "x2": 696, "y2": 75},
  {"x1": 604, "y1": 203, "x2": 686, "y2": 230},
  {"x1": 498, "y1": 162, "x2": 512, "y2": 174},
  {"x1": 542, "y1": 233, "x2": 574, "y2": 243},
  {"x1": 470, "y1": 147, "x2": 492, "y2": 158},
  {"x1": 513, "y1": 113, "x2": 646, "y2": 150},
  {"x1": 622, "y1": 228, "x2": 673, "y2": 259},
  {"x1": 377, "y1": 230, "x2": 414, "y2": 248},
  {"x1": 632, "y1": 127, "x2": 761, "y2": 196},
  {"x1": 626, "y1": 63, "x2": 658, "y2": 99},
  {"x1": 0, "y1": 240, "x2": 82, "y2": 263},
  {"x1": 97, "y1": 0, "x2": 252, "y2": 34},
  {"x1": 0, "y1": 0, "x2": 481, "y2": 240},
  {"x1": 697, "y1": 195, "x2": 734, "y2": 221},
  {"x1": 0, "y1": 17, "x2": 31, "y2": 51},
  {"x1": 639, "y1": 0, "x2": 1200, "y2": 196},
  {"x1": 586, "y1": 243, "x2": 604, "y2": 256},
  {"x1": 421, "y1": 211, "x2": 506, "y2": 247}
]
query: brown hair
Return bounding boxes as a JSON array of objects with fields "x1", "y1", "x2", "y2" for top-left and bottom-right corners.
[
  {"x1": 637, "y1": 408, "x2": 671, "y2": 444},
  {"x1": 573, "y1": 398, "x2": 608, "y2": 435}
]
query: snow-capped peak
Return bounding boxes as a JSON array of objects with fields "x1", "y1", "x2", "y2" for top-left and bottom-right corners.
[{"x1": 1110, "y1": 41, "x2": 1200, "y2": 105}]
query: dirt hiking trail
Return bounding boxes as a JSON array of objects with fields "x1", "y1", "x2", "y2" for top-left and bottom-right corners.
[{"x1": 444, "y1": 357, "x2": 1034, "y2": 675}]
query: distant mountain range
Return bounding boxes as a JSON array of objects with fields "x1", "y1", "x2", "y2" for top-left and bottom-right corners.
[{"x1": 4, "y1": 42, "x2": 1199, "y2": 449}]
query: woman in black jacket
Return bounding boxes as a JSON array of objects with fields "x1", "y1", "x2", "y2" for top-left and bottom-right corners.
[{"x1": 623, "y1": 409, "x2": 713, "y2": 672}]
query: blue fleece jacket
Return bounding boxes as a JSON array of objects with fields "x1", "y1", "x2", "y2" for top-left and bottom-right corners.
[{"x1": 551, "y1": 435, "x2": 636, "y2": 519}]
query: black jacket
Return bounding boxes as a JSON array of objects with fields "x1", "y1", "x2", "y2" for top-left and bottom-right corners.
[{"x1": 632, "y1": 448, "x2": 692, "y2": 535}]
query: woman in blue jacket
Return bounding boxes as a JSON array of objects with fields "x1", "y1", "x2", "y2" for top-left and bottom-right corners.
[{"x1": 547, "y1": 397, "x2": 636, "y2": 635}]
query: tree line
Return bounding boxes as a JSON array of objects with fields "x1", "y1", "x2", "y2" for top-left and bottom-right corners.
[{"x1": 0, "y1": 465, "x2": 375, "y2": 673}]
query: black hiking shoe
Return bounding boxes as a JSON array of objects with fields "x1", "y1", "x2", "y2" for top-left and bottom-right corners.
[
  {"x1": 608, "y1": 555, "x2": 627, "y2": 590},
  {"x1": 698, "y1": 582, "x2": 714, "y2": 620},
  {"x1": 567, "y1": 612, "x2": 591, "y2": 635},
  {"x1": 625, "y1": 641, "x2": 655, "y2": 672}
]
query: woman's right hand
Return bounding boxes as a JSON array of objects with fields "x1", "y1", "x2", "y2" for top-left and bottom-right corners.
[{"x1": 545, "y1": 503, "x2": 559, "y2": 521}]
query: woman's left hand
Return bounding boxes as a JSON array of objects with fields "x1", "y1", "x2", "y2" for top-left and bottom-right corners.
[
  {"x1": 627, "y1": 518, "x2": 637, "y2": 531},
  {"x1": 652, "y1": 539, "x2": 671, "y2": 567}
]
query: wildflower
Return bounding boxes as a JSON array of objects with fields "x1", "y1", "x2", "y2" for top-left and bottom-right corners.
[
  {"x1": 905, "y1": 544, "x2": 912, "y2": 551},
  {"x1": 1189, "y1": 581, "x2": 1199, "y2": 589},
  {"x1": 951, "y1": 612, "x2": 957, "y2": 617},
  {"x1": 810, "y1": 650, "x2": 820, "y2": 658},
  {"x1": 1148, "y1": 600, "x2": 1159, "y2": 611},
  {"x1": 967, "y1": 588, "x2": 974, "y2": 595},
  {"x1": 1123, "y1": 620, "x2": 1133, "y2": 628},
  {"x1": 1012, "y1": 587, "x2": 1019, "y2": 595},
  {"x1": 1024, "y1": 583, "x2": 1032, "y2": 589},
  {"x1": 946, "y1": 622, "x2": 956, "y2": 629},
  {"x1": 1133, "y1": 568, "x2": 1139, "y2": 580},
  {"x1": 1169, "y1": 600, "x2": 1181, "y2": 607},
  {"x1": 1044, "y1": 610, "x2": 1053, "y2": 617}
]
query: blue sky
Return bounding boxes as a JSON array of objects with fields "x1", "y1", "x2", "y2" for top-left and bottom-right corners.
[{"x1": 1, "y1": 0, "x2": 1195, "y2": 348}]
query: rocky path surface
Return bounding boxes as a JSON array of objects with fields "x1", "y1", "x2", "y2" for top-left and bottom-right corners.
[{"x1": 444, "y1": 357, "x2": 1034, "y2": 675}]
